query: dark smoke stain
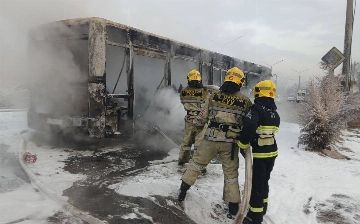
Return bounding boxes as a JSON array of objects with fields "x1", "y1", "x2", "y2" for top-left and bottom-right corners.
[
  {"x1": 315, "y1": 194, "x2": 359, "y2": 224},
  {"x1": 64, "y1": 185, "x2": 194, "y2": 224},
  {"x1": 47, "y1": 211, "x2": 88, "y2": 224},
  {"x1": 28, "y1": 132, "x2": 124, "y2": 151},
  {"x1": 6, "y1": 218, "x2": 29, "y2": 224},
  {"x1": 55, "y1": 132, "x2": 196, "y2": 224}
]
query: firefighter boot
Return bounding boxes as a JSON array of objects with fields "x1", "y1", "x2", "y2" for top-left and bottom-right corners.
[
  {"x1": 242, "y1": 217, "x2": 252, "y2": 224},
  {"x1": 201, "y1": 167, "x2": 207, "y2": 174},
  {"x1": 263, "y1": 202, "x2": 268, "y2": 215},
  {"x1": 227, "y1": 202, "x2": 239, "y2": 219},
  {"x1": 178, "y1": 180, "x2": 191, "y2": 201},
  {"x1": 243, "y1": 216, "x2": 261, "y2": 224}
]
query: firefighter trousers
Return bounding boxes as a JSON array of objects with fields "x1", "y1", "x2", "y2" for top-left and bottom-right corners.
[
  {"x1": 247, "y1": 156, "x2": 276, "y2": 223},
  {"x1": 181, "y1": 139, "x2": 241, "y2": 203},
  {"x1": 178, "y1": 122, "x2": 204, "y2": 163}
]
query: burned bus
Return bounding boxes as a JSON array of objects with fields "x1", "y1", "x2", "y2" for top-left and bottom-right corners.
[{"x1": 27, "y1": 17, "x2": 271, "y2": 138}]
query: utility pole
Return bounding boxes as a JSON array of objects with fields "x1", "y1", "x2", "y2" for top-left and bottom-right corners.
[
  {"x1": 273, "y1": 74, "x2": 278, "y2": 86},
  {"x1": 342, "y1": 0, "x2": 354, "y2": 92},
  {"x1": 291, "y1": 69, "x2": 308, "y2": 90}
]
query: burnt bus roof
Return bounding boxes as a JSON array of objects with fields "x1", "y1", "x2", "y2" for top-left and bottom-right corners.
[{"x1": 31, "y1": 17, "x2": 270, "y2": 77}]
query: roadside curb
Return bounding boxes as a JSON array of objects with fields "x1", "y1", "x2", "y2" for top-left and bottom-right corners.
[
  {"x1": 18, "y1": 137, "x2": 108, "y2": 224},
  {"x1": 0, "y1": 108, "x2": 28, "y2": 112}
]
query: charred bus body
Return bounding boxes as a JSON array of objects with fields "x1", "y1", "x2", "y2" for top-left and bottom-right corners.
[{"x1": 27, "y1": 17, "x2": 271, "y2": 138}]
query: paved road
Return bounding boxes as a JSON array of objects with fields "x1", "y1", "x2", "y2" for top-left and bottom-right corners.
[{"x1": 276, "y1": 101, "x2": 301, "y2": 124}]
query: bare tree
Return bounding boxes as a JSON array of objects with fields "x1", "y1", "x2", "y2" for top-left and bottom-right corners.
[
  {"x1": 318, "y1": 61, "x2": 334, "y2": 75},
  {"x1": 298, "y1": 63, "x2": 360, "y2": 151}
]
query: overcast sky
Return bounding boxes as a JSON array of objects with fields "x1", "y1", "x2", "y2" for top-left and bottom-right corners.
[{"x1": 0, "y1": 0, "x2": 359, "y2": 87}]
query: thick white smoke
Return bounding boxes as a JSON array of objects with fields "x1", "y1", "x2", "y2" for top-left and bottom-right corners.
[
  {"x1": 0, "y1": 1, "x2": 92, "y2": 111},
  {"x1": 0, "y1": 0, "x2": 191, "y2": 135},
  {"x1": 140, "y1": 87, "x2": 186, "y2": 132},
  {"x1": 0, "y1": 0, "x2": 88, "y2": 79}
]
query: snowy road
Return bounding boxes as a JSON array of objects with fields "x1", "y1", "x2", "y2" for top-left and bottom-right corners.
[
  {"x1": 0, "y1": 111, "x2": 84, "y2": 224},
  {"x1": 276, "y1": 101, "x2": 301, "y2": 124}
]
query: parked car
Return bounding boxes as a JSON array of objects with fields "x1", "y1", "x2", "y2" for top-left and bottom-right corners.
[
  {"x1": 296, "y1": 89, "x2": 306, "y2": 103},
  {"x1": 287, "y1": 96, "x2": 296, "y2": 102}
]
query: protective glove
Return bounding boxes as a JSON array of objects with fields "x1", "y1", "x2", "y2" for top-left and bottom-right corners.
[{"x1": 239, "y1": 148, "x2": 246, "y2": 158}]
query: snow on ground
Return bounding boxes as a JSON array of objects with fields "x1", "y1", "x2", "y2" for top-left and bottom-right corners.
[
  {"x1": 109, "y1": 149, "x2": 236, "y2": 224},
  {"x1": 110, "y1": 121, "x2": 360, "y2": 224},
  {"x1": 0, "y1": 111, "x2": 83, "y2": 224},
  {"x1": 269, "y1": 123, "x2": 360, "y2": 224},
  {"x1": 1, "y1": 111, "x2": 360, "y2": 224},
  {"x1": 25, "y1": 142, "x2": 87, "y2": 201}
]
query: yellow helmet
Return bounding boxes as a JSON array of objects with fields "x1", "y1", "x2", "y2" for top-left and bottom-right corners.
[
  {"x1": 254, "y1": 80, "x2": 276, "y2": 98},
  {"x1": 224, "y1": 67, "x2": 245, "y2": 86},
  {"x1": 187, "y1": 69, "x2": 202, "y2": 81}
]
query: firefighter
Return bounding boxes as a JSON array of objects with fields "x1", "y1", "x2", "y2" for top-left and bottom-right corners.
[
  {"x1": 237, "y1": 80, "x2": 280, "y2": 224},
  {"x1": 178, "y1": 69, "x2": 210, "y2": 166},
  {"x1": 178, "y1": 67, "x2": 252, "y2": 218}
]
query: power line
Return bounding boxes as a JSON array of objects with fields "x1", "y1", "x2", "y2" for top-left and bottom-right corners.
[
  {"x1": 291, "y1": 69, "x2": 309, "y2": 73},
  {"x1": 223, "y1": 36, "x2": 243, "y2": 46},
  {"x1": 208, "y1": 36, "x2": 243, "y2": 47}
]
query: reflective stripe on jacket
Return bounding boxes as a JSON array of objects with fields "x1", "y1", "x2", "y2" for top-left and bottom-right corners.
[{"x1": 237, "y1": 97, "x2": 280, "y2": 158}]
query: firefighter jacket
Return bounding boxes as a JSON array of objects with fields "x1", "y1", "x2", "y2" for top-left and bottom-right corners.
[
  {"x1": 193, "y1": 91, "x2": 252, "y2": 142},
  {"x1": 237, "y1": 97, "x2": 280, "y2": 158},
  {"x1": 180, "y1": 86, "x2": 209, "y2": 123}
]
